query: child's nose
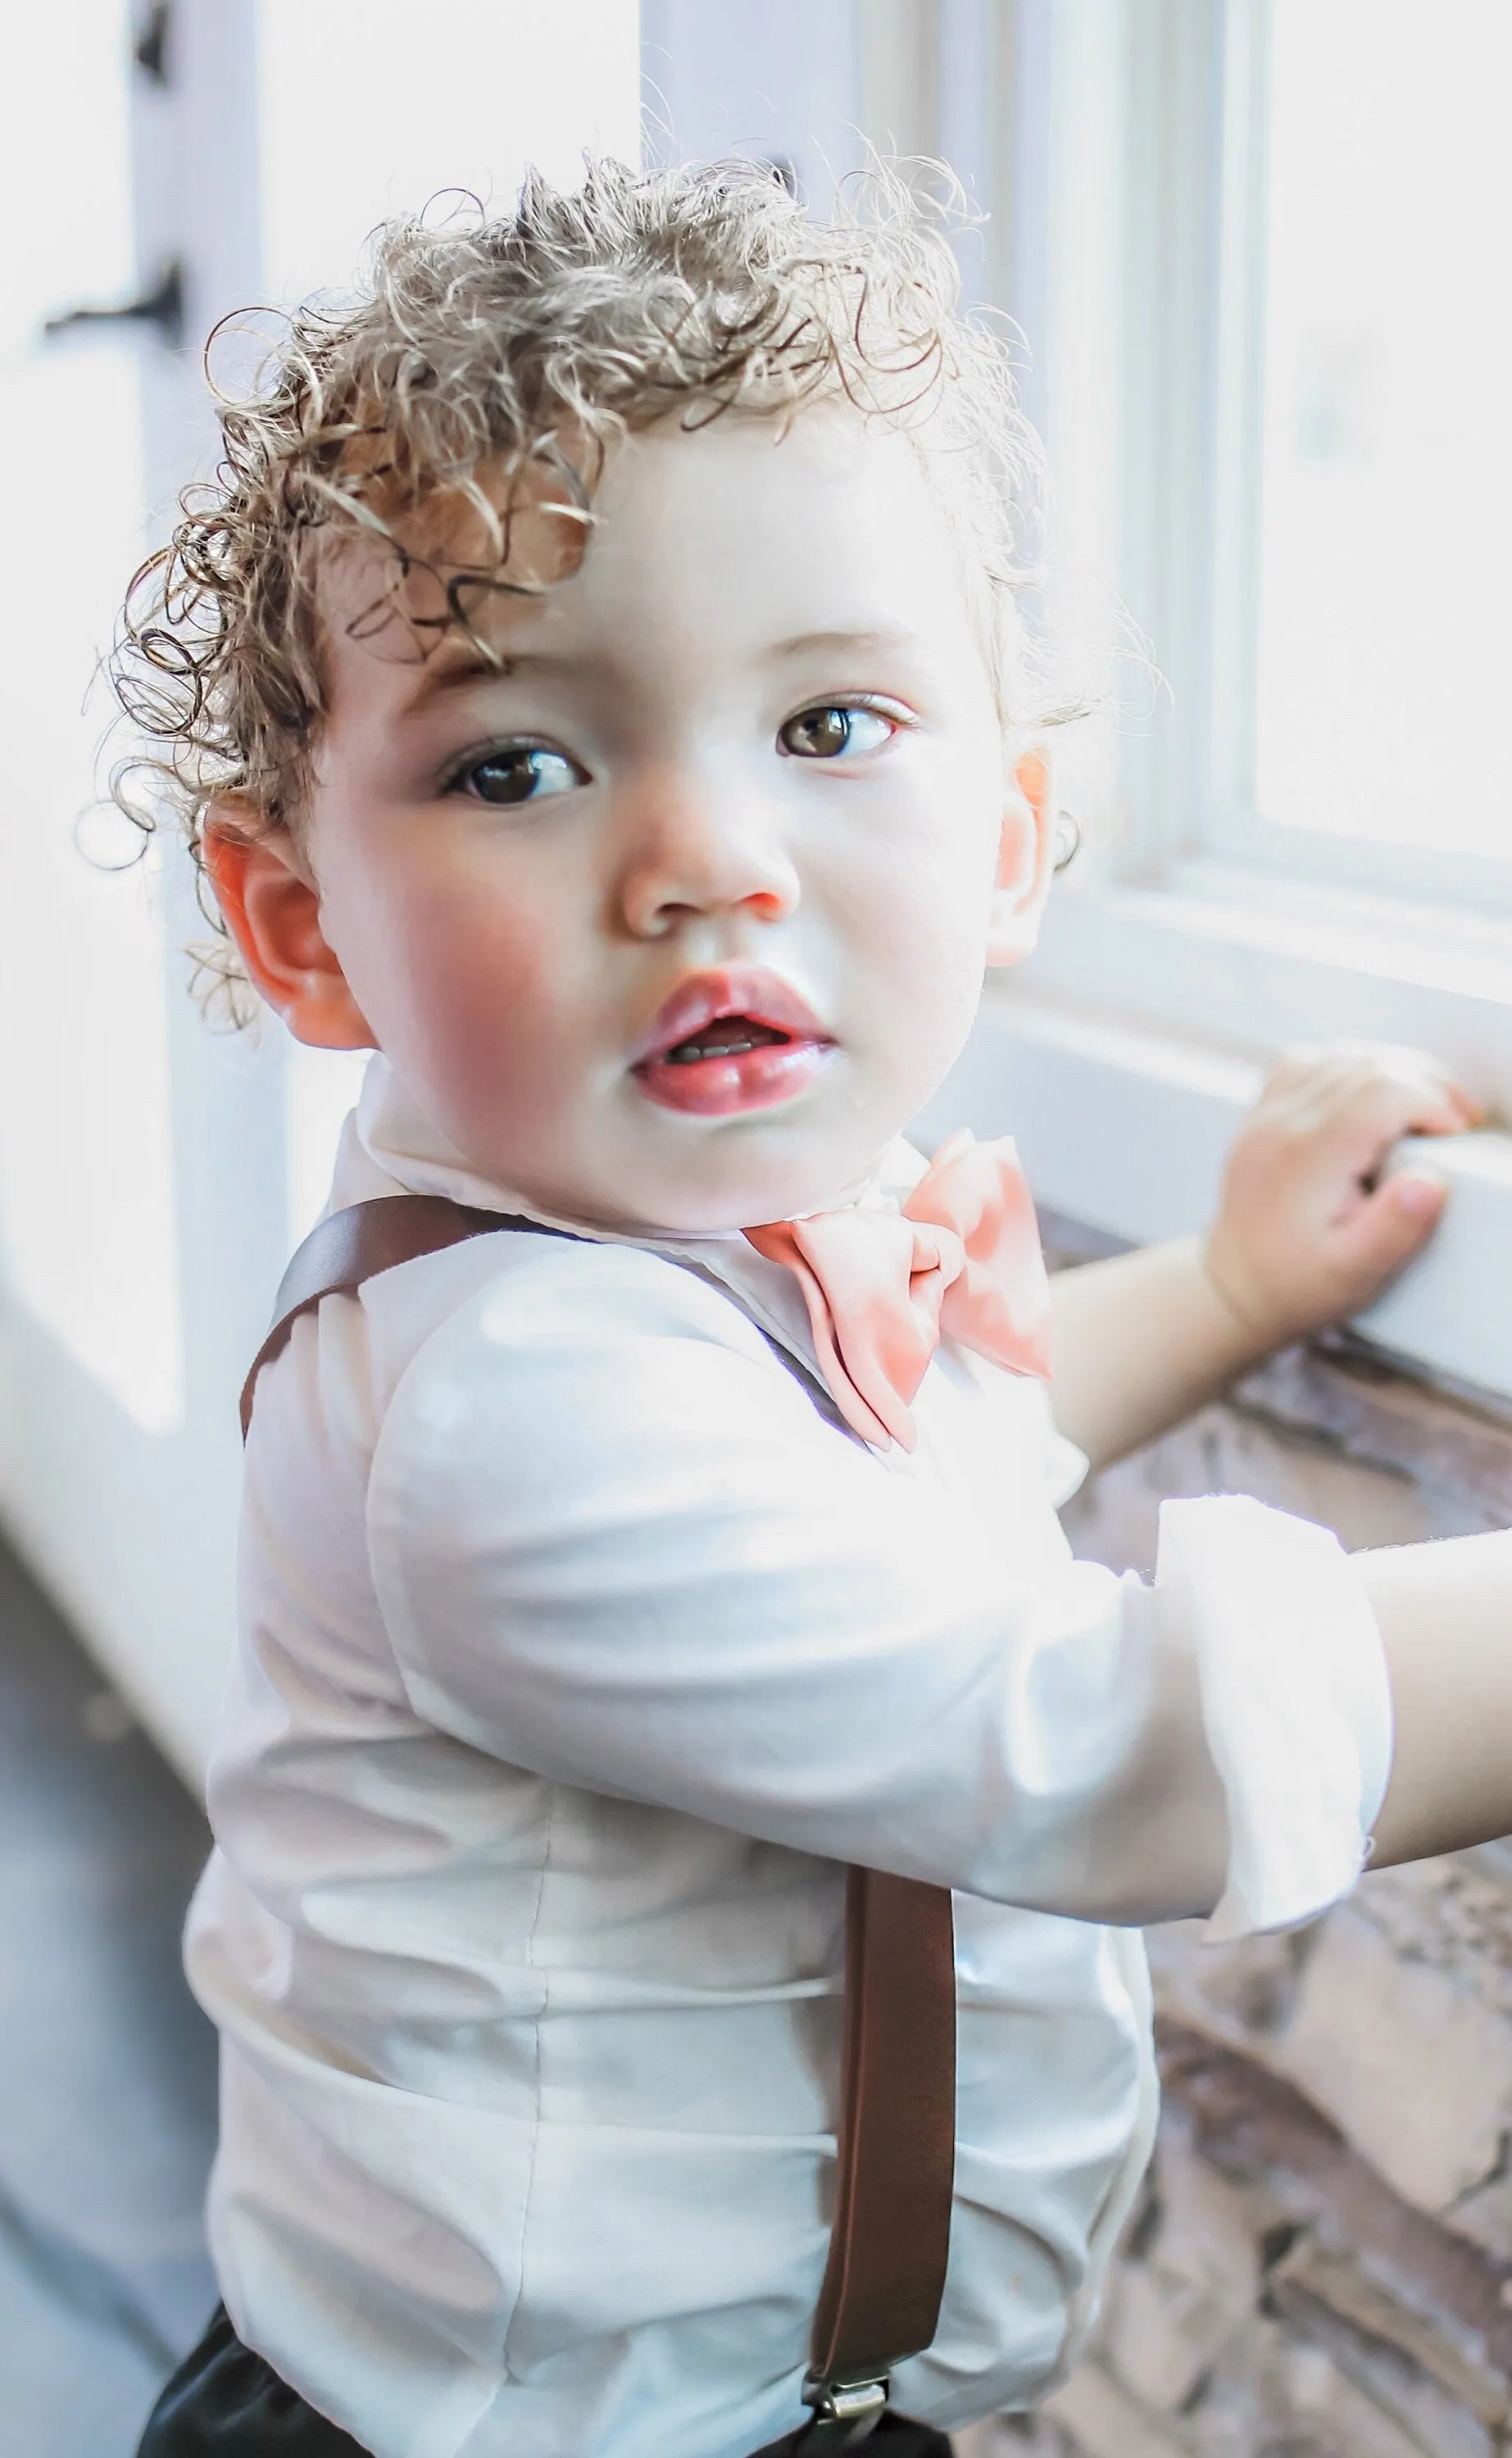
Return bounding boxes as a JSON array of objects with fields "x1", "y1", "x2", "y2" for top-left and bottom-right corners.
[{"x1": 614, "y1": 770, "x2": 800, "y2": 938}]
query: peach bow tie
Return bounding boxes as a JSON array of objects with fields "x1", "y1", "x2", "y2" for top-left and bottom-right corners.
[{"x1": 746, "y1": 1129, "x2": 1052, "y2": 1451}]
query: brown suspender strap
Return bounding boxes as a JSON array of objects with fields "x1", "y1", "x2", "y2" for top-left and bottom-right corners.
[
  {"x1": 806, "y1": 1870, "x2": 956, "y2": 2397},
  {"x1": 243, "y1": 1194, "x2": 956, "y2": 2446},
  {"x1": 239, "y1": 1195, "x2": 570, "y2": 1438}
]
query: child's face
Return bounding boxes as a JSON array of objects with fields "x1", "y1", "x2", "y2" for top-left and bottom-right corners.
[{"x1": 216, "y1": 408, "x2": 1052, "y2": 1231}]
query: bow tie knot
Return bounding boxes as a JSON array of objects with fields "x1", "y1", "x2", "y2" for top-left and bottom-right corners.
[{"x1": 746, "y1": 1129, "x2": 1051, "y2": 1450}]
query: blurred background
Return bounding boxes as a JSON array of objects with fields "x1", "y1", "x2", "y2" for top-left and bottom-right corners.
[{"x1": 4, "y1": 5, "x2": 1512, "y2": 2452}]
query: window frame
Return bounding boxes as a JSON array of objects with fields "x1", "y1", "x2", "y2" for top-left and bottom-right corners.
[{"x1": 1030, "y1": 0, "x2": 1512, "y2": 915}]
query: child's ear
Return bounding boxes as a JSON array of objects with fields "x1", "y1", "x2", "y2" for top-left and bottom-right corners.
[
  {"x1": 204, "y1": 802, "x2": 375, "y2": 1051},
  {"x1": 986, "y1": 747, "x2": 1057, "y2": 968}
]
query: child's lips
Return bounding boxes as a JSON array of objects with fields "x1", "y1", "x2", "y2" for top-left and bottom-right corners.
[
  {"x1": 636, "y1": 1035, "x2": 835, "y2": 1115},
  {"x1": 630, "y1": 968, "x2": 835, "y2": 1116}
]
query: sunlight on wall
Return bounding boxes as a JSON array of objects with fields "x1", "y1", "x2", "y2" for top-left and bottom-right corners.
[
  {"x1": 1256, "y1": 0, "x2": 1512, "y2": 857},
  {"x1": 0, "y1": 0, "x2": 184, "y2": 1433},
  {"x1": 256, "y1": 0, "x2": 643, "y2": 307}
]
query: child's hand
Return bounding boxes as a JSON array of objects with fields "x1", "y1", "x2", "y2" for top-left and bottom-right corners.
[{"x1": 1202, "y1": 1043, "x2": 1481, "y2": 1347}]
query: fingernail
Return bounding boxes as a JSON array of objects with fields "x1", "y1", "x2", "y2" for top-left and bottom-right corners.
[{"x1": 1392, "y1": 1174, "x2": 1444, "y2": 1215}]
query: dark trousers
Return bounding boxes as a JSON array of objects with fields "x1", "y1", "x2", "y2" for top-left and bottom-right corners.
[
  {"x1": 138, "y1": 2308, "x2": 956, "y2": 2456},
  {"x1": 136, "y1": 2310, "x2": 369, "y2": 2453}
]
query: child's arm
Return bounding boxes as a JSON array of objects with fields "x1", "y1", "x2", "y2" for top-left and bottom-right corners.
[
  {"x1": 1049, "y1": 1045, "x2": 1480, "y2": 1470},
  {"x1": 354, "y1": 1235, "x2": 1512, "y2": 1935},
  {"x1": 1366, "y1": 1529, "x2": 1512, "y2": 1865}
]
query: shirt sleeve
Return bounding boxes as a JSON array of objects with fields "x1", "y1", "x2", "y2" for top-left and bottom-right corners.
[
  {"x1": 1155, "y1": 1493, "x2": 1391, "y2": 1938},
  {"x1": 365, "y1": 1243, "x2": 1389, "y2": 1937}
]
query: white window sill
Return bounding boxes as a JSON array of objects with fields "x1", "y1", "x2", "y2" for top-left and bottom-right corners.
[
  {"x1": 1021, "y1": 861, "x2": 1512, "y2": 1079},
  {"x1": 915, "y1": 867, "x2": 1512, "y2": 1405}
]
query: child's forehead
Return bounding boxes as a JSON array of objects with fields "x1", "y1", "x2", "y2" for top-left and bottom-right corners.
[{"x1": 318, "y1": 406, "x2": 977, "y2": 682}]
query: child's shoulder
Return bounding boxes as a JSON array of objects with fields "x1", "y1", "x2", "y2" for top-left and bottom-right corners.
[
  {"x1": 346, "y1": 1224, "x2": 810, "y2": 1467},
  {"x1": 248, "y1": 1220, "x2": 824, "y2": 1533},
  {"x1": 358, "y1": 1226, "x2": 879, "y2": 1587}
]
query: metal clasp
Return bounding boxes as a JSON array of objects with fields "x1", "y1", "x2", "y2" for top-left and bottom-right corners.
[{"x1": 795, "y1": 2371, "x2": 889, "y2": 2449}]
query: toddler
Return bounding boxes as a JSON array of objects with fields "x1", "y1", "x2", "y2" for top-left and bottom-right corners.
[{"x1": 121, "y1": 162, "x2": 1509, "y2": 2458}]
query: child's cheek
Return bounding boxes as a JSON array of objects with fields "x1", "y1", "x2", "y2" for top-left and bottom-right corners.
[
  {"x1": 842, "y1": 819, "x2": 996, "y2": 1050},
  {"x1": 361, "y1": 870, "x2": 561, "y2": 1143}
]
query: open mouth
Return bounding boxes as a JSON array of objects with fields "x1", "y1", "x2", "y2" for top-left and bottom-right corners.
[
  {"x1": 632, "y1": 972, "x2": 835, "y2": 1117},
  {"x1": 662, "y1": 1016, "x2": 792, "y2": 1065}
]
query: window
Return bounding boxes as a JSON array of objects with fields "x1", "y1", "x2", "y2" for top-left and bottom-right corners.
[{"x1": 1230, "y1": 0, "x2": 1512, "y2": 890}]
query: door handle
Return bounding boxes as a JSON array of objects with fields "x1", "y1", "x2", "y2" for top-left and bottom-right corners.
[{"x1": 43, "y1": 257, "x2": 184, "y2": 350}]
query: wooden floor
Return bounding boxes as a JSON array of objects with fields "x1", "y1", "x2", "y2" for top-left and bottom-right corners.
[{"x1": 0, "y1": 1538, "x2": 216, "y2": 2456}]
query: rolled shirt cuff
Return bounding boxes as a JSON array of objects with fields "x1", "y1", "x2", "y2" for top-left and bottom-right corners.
[{"x1": 1153, "y1": 1495, "x2": 1392, "y2": 1942}]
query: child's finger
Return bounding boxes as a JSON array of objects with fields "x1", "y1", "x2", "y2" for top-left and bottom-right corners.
[
  {"x1": 1262, "y1": 1045, "x2": 1482, "y2": 1139},
  {"x1": 1356, "y1": 1055, "x2": 1482, "y2": 1132},
  {"x1": 1333, "y1": 1170, "x2": 1447, "y2": 1286},
  {"x1": 1359, "y1": 1067, "x2": 1478, "y2": 1138},
  {"x1": 1301, "y1": 1071, "x2": 1478, "y2": 1174}
]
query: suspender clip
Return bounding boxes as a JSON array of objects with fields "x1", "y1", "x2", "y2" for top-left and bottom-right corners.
[{"x1": 796, "y1": 2371, "x2": 888, "y2": 2448}]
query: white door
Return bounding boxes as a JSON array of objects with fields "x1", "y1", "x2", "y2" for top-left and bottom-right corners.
[{"x1": 0, "y1": 0, "x2": 640, "y2": 1784}]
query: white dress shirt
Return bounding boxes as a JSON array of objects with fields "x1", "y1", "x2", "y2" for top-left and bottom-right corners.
[{"x1": 185, "y1": 1057, "x2": 1391, "y2": 2458}]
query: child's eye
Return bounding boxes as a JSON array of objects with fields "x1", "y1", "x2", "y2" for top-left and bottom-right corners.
[
  {"x1": 455, "y1": 745, "x2": 587, "y2": 805},
  {"x1": 779, "y1": 705, "x2": 896, "y2": 761}
]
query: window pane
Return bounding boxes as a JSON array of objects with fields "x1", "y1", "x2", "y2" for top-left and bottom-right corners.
[{"x1": 1254, "y1": 0, "x2": 1512, "y2": 859}]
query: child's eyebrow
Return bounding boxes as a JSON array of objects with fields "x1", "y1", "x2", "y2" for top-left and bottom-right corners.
[
  {"x1": 391, "y1": 626, "x2": 924, "y2": 722},
  {"x1": 397, "y1": 646, "x2": 591, "y2": 716},
  {"x1": 765, "y1": 625, "x2": 920, "y2": 664}
]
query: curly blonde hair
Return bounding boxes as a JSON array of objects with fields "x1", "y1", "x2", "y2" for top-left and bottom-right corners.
[{"x1": 111, "y1": 153, "x2": 1052, "y2": 990}]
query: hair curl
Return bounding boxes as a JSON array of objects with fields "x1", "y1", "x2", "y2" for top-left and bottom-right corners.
[{"x1": 111, "y1": 153, "x2": 1056, "y2": 1009}]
